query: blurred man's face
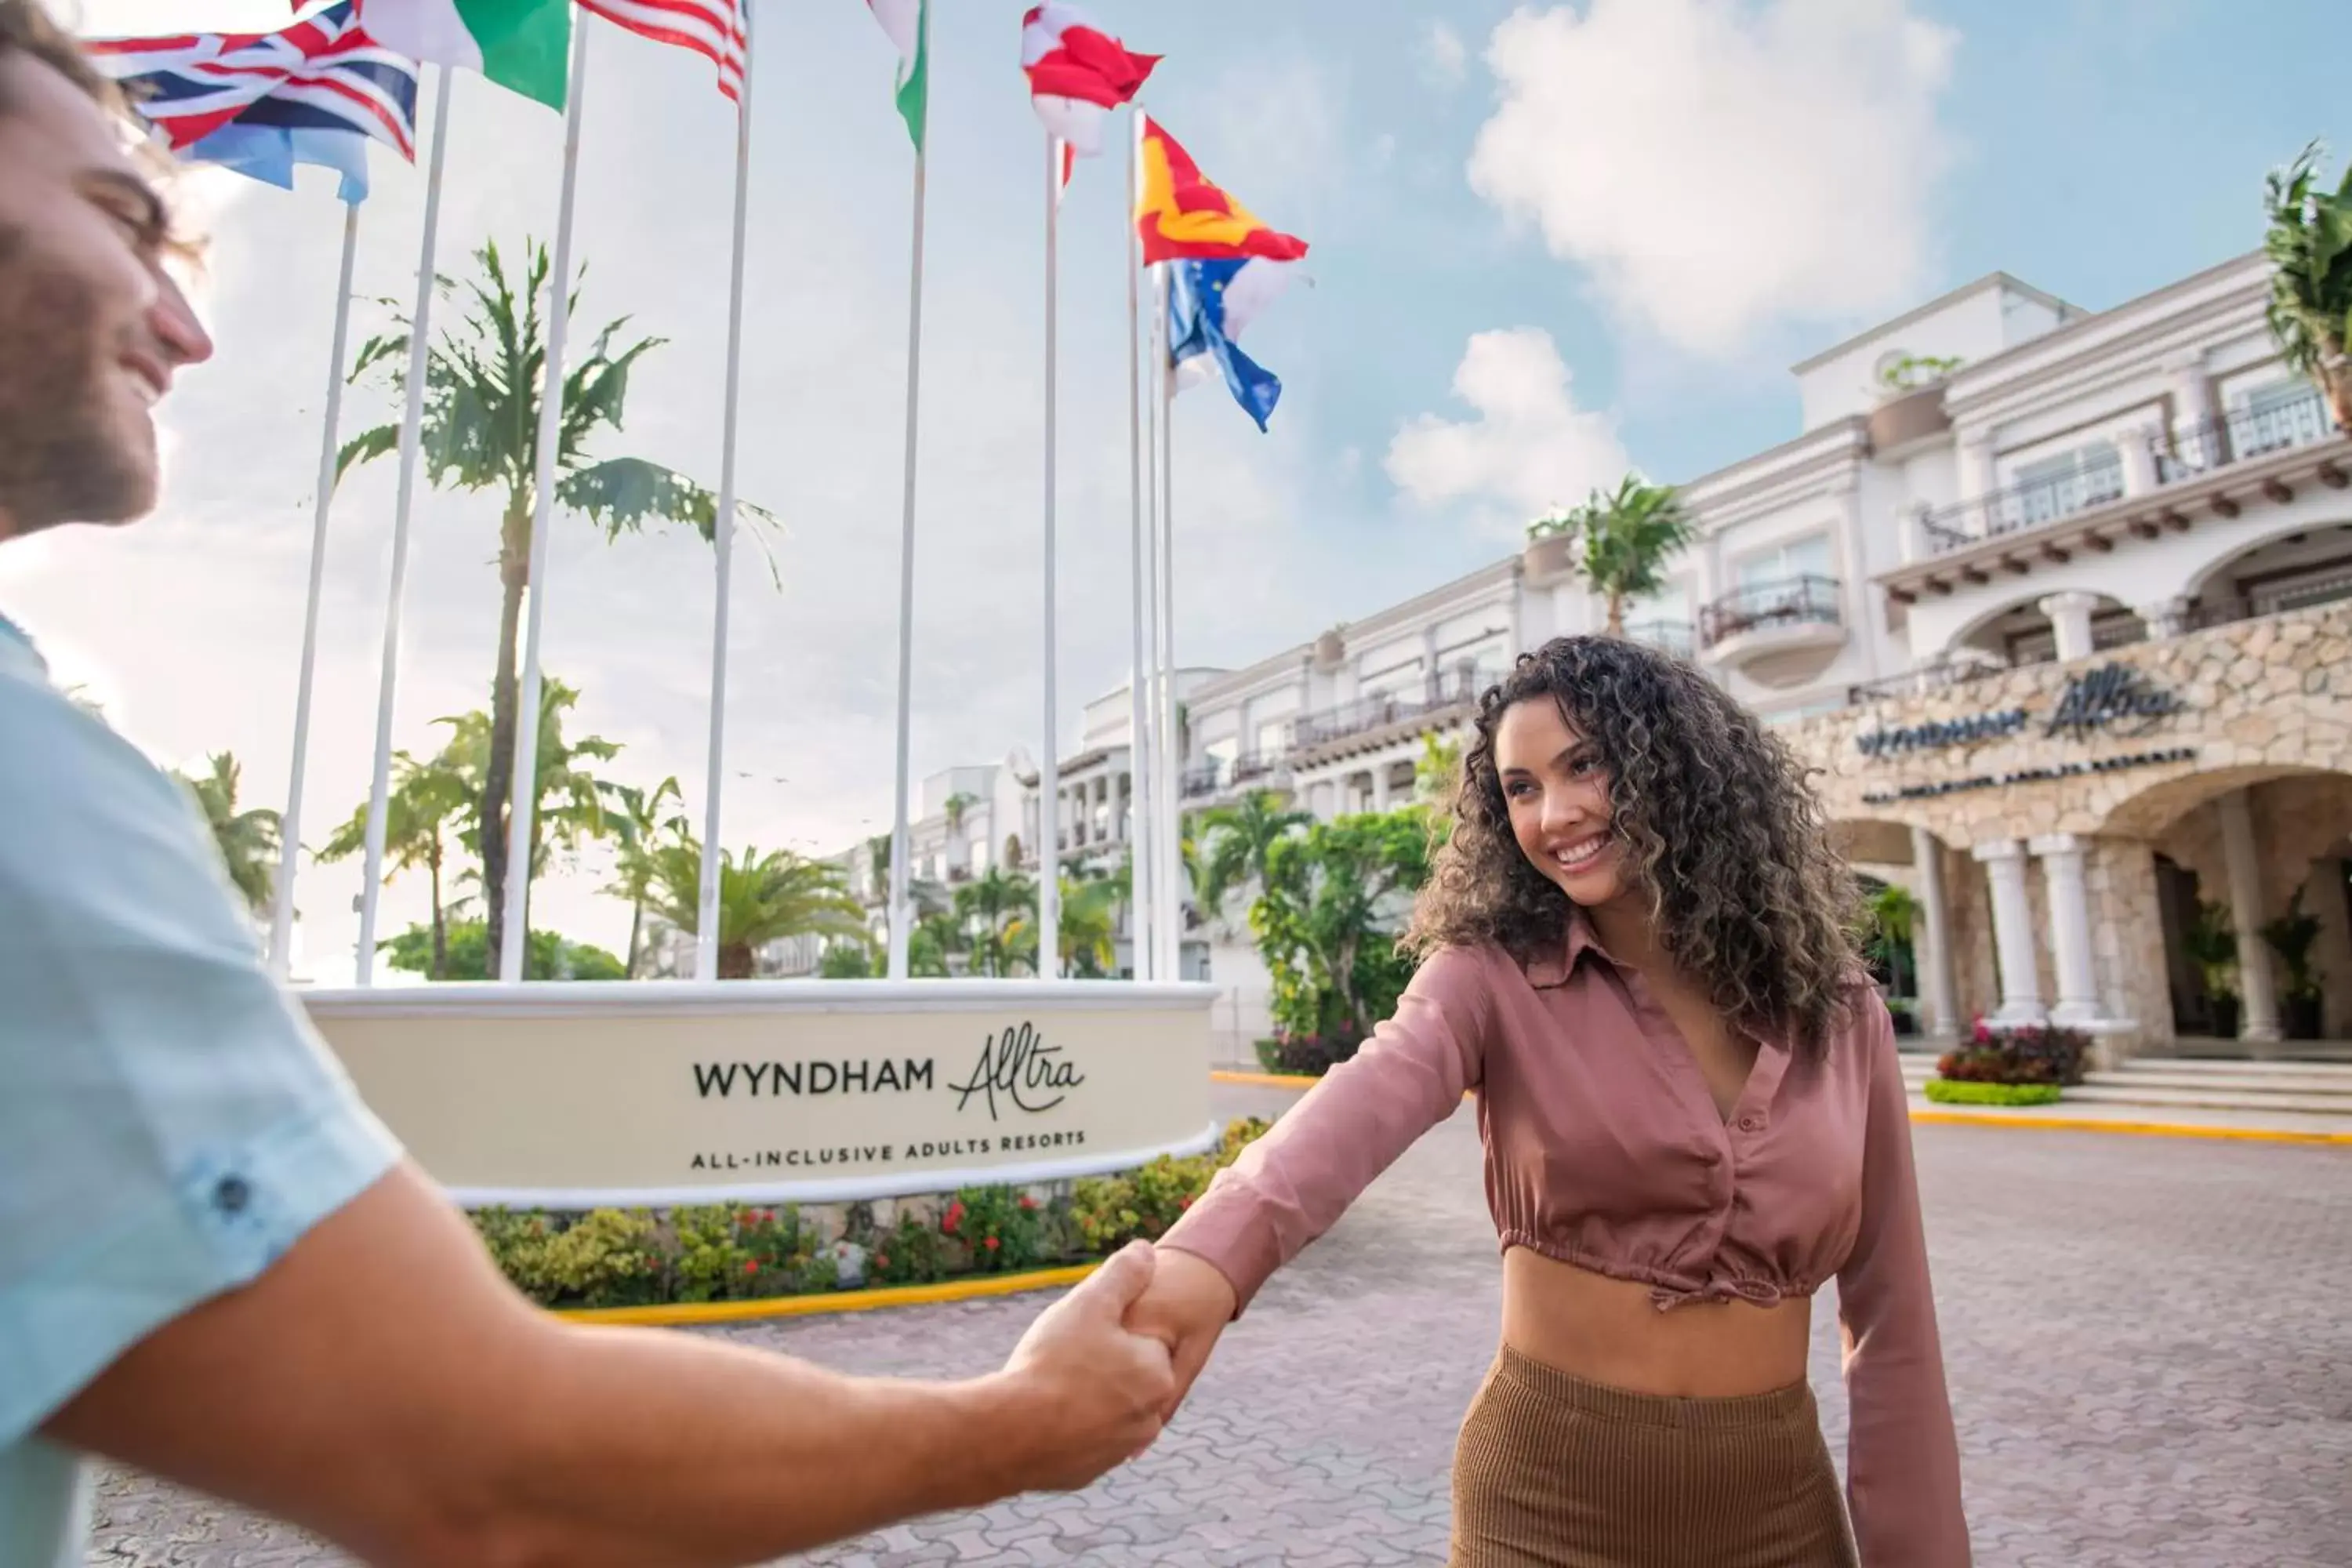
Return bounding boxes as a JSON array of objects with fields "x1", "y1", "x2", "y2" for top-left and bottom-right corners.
[{"x1": 0, "y1": 51, "x2": 212, "y2": 540}]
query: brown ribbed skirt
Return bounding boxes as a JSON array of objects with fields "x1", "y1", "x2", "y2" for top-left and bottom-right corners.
[{"x1": 1450, "y1": 1348, "x2": 1858, "y2": 1568}]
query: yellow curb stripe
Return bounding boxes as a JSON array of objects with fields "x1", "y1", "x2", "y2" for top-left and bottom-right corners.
[
  {"x1": 556, "y1": 1264, "x2": 1101, "y2": 1328},
  {"x1": 1212, "y1": 1070, "x2": 2351, "y2": 1145}
]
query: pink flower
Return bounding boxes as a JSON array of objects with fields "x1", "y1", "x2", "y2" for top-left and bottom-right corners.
[
  {"x1": 742, "y1": 1259, "x2": 760, "y2": 1276},
  {"x1": 983, "y1": 1236, "x2": 1000, "y2": 1251},
  {"x1": 1018, "y1": 1196, "x2": 1037, "y2": 1212}
]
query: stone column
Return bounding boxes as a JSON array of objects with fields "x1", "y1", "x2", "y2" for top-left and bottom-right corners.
[
  {"x1": 1117, "y1": 771, "x2": 1132, "y2": 841},
  {"x1": 1974, "y1": 839, "x2": 2045, "y2": 1024},
  {"x1": 2039, "y1": 590, "x2": 2100, "y2": 663},
  {"x1": 2118, "y1": 432, "x2": 2159, "y2": 497},
  {"x1": 1371, "y1": 763, "x2": 1393, "y2": 814},
  {"x1": 1958, "y1": 430, "x2": 1998, "y2": 503},
  {"x1": 2031, "y1": 833, "x2": 2103, "y2": 1025},
  {"x1": 2165, "y1": 349, "x2": 2218, "y2": 433},
  {"x1": 2136, "y1": 596, "x2": 2190, "y2": 641},
  {"x1": 1911, "y1": 827, "x2": 1961, "y2": 1037},
  {"x1": 2218, "y1": 790, "x2": 2282, "y2": 1045}
]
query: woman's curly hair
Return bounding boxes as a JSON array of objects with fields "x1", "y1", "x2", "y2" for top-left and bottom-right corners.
[{"x1": 1405, "y1": 635, "x2": 1863, "y2": 1056}]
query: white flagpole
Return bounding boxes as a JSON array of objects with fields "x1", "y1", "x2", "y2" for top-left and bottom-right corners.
[
  {"x1": 1038, "y1": 133, "x2": 1062, "y2": 980},
  {"x1": 499, "y1": 20, "x2": 593, "y2": 982},
  {"x1": 885, "y1": 2, "x2": 933, "y2": 982},
  {"x1": 356, "y1": 66, "x2": 453, "y2": 986},
  {"x1": 697, "y1": 9, "x2": 755, "y2": 982},
  {"x1": 270, "y1": 198, "x2": 361, "y2": 979},
  {"x1": 1129, "y1": 115, "x2": 1157, "y2": 982},
  {"x1": 1155, "y1": 263, "x2": 1180, "y2": 981}
]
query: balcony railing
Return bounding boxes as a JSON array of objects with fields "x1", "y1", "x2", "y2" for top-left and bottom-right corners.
[
  {"x1": 1922, "y1": 461, "x2": 2125, "y2": 554},
  {"x1": 1620, "y1": 618, "x2": 1695, "y2": 659},
  {"x1": 2154, "y1": 385, "x2": 2336, "y2": 481},
  {"x1": 1698, "y1": 575, "x2": 1843, "y2": 648},
  {"x1": 1179, "y1": 764, "x2": 1225, "y2": 800},
  {"x1": 1288, "y1": 666, "x2": 1502, "y2": 753}
]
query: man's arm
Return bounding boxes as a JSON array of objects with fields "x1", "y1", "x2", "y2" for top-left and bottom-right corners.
[{"x1": 48, "y1": 1162, "x2": 1172, "y2": 1567}]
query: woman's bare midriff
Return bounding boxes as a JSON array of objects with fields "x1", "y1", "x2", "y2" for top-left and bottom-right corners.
[{"x1": 1500, "y1": 1246, "x2": 1813, "y2": 1398}]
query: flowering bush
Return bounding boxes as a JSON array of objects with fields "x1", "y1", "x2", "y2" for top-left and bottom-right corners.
[
  {"x1": 868, "y1": 1208, "x2": 950, "y2": 1288},
  {"x1": 1069, "y1": 1117, "x2": 1272, "y2": 1252},
  {"x1": 946, "y1": 1185, "x2": 1047, "y2": 1274},
  {"x1": 476, "y1": 1207, "x2": 665, "y2": 1309},
  {"x1": 1936, "y1": 1017, "x2": 2089, "y2": 1087}
]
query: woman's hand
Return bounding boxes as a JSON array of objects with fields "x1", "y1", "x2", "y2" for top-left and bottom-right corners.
[{"x1": 1120, "y1": 1247, "x2": 1239, "y2": 1420}]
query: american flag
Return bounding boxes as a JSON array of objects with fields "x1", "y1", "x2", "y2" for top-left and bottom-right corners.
[
  {"x1": 578, "y1": 0, "x2": 747, "y2": 105},
  {"x1": 85, "y1": 1, "x2": 419, "y2": 164}
]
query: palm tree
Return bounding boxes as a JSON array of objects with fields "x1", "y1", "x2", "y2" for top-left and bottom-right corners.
[
  {"x1": 172, "y1": 751, "x2": 281, "y2": 923},
  {"x1": 1863, "y1": 882, "x2": 1921, "y2": 1000},
  {"x1": 435, "y1": 677, "x2": 622, "y2": 933},
  {"x1": 1007, "y1": 875, "x2": 1121, "y2": 978},
  {"x1": 1530, "y1": 475, "x2": 1695, "y2": 634},
  {"x1": 953, "y1": 864, "x2": 1036, "y2": 978},
  {"x1": 1195, "y1": 789, "x2": 1313, "y2": 925},
  {"x1": 601, "y1": 775, "x2": 686, "y2": 978},
  {"x1": 2263, "y1": 140, "x2": 2352, "y2": 433},
  {"x1": 320, "y1": 747, "x2": 470, "y2": 978},
  {"x1": 643, "y1": 838, "x2": 870, "y2": 979},
  {"x1": 339, "y1": 239, "x2": 771, "y2": 964}
]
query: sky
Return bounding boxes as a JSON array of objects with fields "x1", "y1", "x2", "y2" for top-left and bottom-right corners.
[{"x1": 9, "y1": 0, "x2": 2348, "y2": 983}]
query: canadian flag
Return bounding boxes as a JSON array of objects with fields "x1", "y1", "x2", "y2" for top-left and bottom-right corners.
[{"x1": 1021, "y1": 2, "x2": 1157, "y2": 194}]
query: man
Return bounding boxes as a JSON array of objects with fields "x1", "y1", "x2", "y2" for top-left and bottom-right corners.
[{"x1": 0, "y1": 5, "x2": 1175, "y2": 1563}]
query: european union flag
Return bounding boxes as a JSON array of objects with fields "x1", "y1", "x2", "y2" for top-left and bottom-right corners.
[{"x1": 1167, "y1": 256, "x2": 1293, "y2": 433}]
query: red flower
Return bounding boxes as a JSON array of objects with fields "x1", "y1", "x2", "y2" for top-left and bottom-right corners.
[
  {"x1": 1018, "y1": 1196, "x2": 1037, "y2": 1211},
  {"x1": 742, "y1": 1259, "x2": 760, "y2": 1276},
  {"x1": 1178, "y1": 1196, "x2": 1193, "y2": 1210},
  {"x1": 983, "y1": 1236, "x2": 1000, "y2": 1251},
  {"x1": 942, "y1": 1200, "x2": 965, "y2": 1236},
  {"x1": 875, "y1": 1254, "x2": 891, "y2": 1269}
]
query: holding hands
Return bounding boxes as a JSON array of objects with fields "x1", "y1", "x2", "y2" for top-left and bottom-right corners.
[{"x1": 1120, "y1": 1246, "x2": 1240, "y2": 1421}]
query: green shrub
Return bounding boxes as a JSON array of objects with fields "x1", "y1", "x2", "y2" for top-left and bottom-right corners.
[
  {"x1": 868, "y1": 1209, "x2": 950, "y2": 1287},
  {"x1": 1924, "y1": 1078, "x2": 2062, "y2": 1107},
  {"x1": 499, "y1": 1208, "x2": 665, "y2": 1308},
  {"x1": 943, "y1": 1185, "x2": 1046, "y2": 1273},
  {"x1": 670, "y1": 1203, "x2": 814, "y2": 1302},
  {"x1": 1069, "y1": 1119, "x2": 1272, "y2": 1252}
]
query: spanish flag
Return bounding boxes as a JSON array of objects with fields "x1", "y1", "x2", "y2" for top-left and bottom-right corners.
[{"x1": 1134, "y1": 115, "x2": 1308, "y2": 266}]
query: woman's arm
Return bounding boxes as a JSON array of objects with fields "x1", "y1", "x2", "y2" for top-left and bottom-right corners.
[
  {"x1": 1836, "y1": 995, "x2": 1972, "y2": 1566},
  {"x1": 1128, "y1": 946, "x2": 1496, "y2": 1409}
]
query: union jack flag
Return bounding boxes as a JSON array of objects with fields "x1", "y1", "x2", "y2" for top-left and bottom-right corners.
[
  {"x1": 85, "y1": 2, "x2": 419, "y2": 198},
  {"x1": 578, "y1": 0, "x2": 747, "y2": 105}
]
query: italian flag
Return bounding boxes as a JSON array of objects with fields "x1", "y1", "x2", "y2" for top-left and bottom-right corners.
[
  {"x1": 866, "y1": 0, "x2": 928, "y2": 149},
  {"x1": 358, "y1": 0, "x2": 572, "y2": 110}
]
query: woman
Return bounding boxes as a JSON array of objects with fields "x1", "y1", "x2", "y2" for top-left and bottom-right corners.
[{"x1": 1133, "y1": 636, "x2": 1968, "y2": 1566}]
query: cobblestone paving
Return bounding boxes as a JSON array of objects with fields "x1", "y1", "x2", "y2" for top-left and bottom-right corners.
[{"x1": 87, "y1": 1085, "x2": 2352, "y2": 1566}]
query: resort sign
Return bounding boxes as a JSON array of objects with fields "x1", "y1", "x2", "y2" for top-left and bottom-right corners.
[{"x1": 1858, "y1": 662, "x2": 2185, "y2": 760}]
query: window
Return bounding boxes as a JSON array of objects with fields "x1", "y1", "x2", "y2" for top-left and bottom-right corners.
[{"x1": 1737, "y1": 534, "x2": 1833, "y2": 590}]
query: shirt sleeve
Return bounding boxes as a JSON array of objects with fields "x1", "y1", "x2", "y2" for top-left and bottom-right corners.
[
  {"x1": 1160, "y1": 944, "x2": 1493, "y2": 1314},
  {"x1": 0, "y1": 671, "x2": 401, "y2": 1444},
  {"x1": 1836, "y1": 993, "x2": 1971, "y2": 1566}
]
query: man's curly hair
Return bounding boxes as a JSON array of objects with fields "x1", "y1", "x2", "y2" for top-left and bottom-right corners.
[{"x1": 1405, "y1": 635, "x2": 1862, "y2": 1056}]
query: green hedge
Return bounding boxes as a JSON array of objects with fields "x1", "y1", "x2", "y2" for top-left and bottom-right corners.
[
  {"x1": 470, "y1": 1117, "x2": 1270, "y2": 1311},
  {"x1": 1924, "y1": 1078, "x2": 2062, "y2": 1108}
]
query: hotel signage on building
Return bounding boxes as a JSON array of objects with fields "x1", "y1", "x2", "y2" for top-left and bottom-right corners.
[{"x1": 1856, "y1": 663, "x2": 2195, "y2": 806}]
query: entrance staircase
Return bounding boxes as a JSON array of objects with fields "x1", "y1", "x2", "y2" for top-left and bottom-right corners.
[{"x1": 1897, "y1": 1051, "x2": 2352, "y2": 1122}]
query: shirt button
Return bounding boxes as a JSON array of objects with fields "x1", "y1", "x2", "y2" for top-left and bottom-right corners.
[
  {"x1": 1737, "y1": 1116, "x2": 1759, "y2": 1132},
  {"x1": 212, "y1": 1174, "x2": 252, "y2": 1215}
]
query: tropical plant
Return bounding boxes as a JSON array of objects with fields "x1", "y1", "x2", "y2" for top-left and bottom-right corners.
[
  {"x1": 170, "y1": 751, "x2": 281, "y2": 923},
  {"x1": 1877, "y1": 353, "x2": 1964, "y2": 393},
  {"x1": 339, "y1": 238, "x2": 772, "y2": 964},
  {"x1": 942, "y1": 792, "x2": 978, "y2": 834},
  {"x1": 382, "y1": 918, "x2": 626, "y2": 982},
  {"x1": 953, "y1": 864, "x2": 1036, "y2": 978},
  {"x1": 319, "y1": 746, "x2": 471, "y2": 978},
  {"x1": 2262, "y1": 140, "x2": 2352, "y2": 433},
  {"x1": 866, "y1": 833, "x2": 891, "y2": 902},
  {"x1": 1250, "y1": 812, "x2": 1433, "y2": 1047},
  {"x1": 909, "y1": 909, "x2": 959, "y2": 977},
  {"x1": 601, "y1": 775, "x2": 687, "y2": 978},
  {"x1": 1007, "y1": 875, "x2": 1121, "y2": 978},
  {"x1": 1863, "y1": 882, "x2": 1921, "y2": 1000},
  {"x1": 435, "y1": 678, "x2": 621, "y2": 937},
  {"x1": 2262, "y1": 889, "x2": 2324, "y2": 1002},
  {"x1": 1413, "y1": 732, "x2": 1463, "y2": 807},
  {"x1": 1526, "y1": 475, "x2": 1696, "y2": 635},
  {"x1": 641, "y1": 837, "x2": 870, "y2": 980},
  {"x1": 818, "y1": 942, "x2": 875, "y2": 978},
  {"x1": 2185, "y1": 898, "x2": 2241, "y2": 1000},
  {"x1": 1194, "y1": 788, "x2": 1313, "y2": 926}
]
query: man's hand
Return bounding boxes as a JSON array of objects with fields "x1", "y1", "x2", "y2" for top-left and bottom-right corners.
[
  {"x1": 1121, "y1": 1247, "x2": 1239, "y2": 1420},
  {"x1": 997, "y1": 1241, "x2": 1178, "y2": 1490}
]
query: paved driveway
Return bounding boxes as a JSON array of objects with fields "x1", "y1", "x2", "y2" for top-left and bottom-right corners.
[{"x1": 86, "y1": 1083, "x2": 2352, "y2": 1566}]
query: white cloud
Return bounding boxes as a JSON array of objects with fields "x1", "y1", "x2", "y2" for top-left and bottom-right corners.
[
  {"x1": 1465, "y1": 0, "x2": 1959, "y2": 355},
  {"x1": 1385, "y1": 327, "x2": 1630, "y2": 532},
  {"x1": 1425, "y1": 21, "x2": 1468, "y2": 86}
]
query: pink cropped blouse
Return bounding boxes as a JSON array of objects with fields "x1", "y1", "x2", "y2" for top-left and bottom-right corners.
[{"x1": 1160, "y1": 916, "x2": 1969, "y2": 1566}]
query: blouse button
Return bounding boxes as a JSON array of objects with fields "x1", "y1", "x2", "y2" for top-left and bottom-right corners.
[{"x1": 1737, "y1": 1115, "x2": 1759, "y2": 1132}]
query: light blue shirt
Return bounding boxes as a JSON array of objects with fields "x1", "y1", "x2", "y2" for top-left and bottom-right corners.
[{"x1": 0, "y1": 613, "x2": 401, "y2": 1566}]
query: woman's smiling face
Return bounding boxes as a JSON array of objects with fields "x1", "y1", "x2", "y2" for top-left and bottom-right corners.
[{"x1": 1494, "y1": 695, "x2": 1628, "y2": 909}]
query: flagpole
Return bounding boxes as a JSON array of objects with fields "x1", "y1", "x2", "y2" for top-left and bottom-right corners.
[
  {"x1": 1038, "y1": 132, "x2": 1062, "y2": 980},
  {"x1": 885, "y1": 1, "x2": 933, "y2": 983},
  {"x1": 270, "y1": 198, "x2": 361, "y2": 980},
  {"x1": 1154, "y1": 263, "x2": 1180, "y2": 981},
  {"x1": 697, "y1": 8, "x2": 755, "y2": 982},
  {"x1": 356, "y1": 65, "x2": 453, "y2": 986},
  {"x1": 1130, "y1": 115, "x2": 1158, "y2": 982},
  {"x1": 499, "y1": 20, "x2": 592, "y2": 983}
]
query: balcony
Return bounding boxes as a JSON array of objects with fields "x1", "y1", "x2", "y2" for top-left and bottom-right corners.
[
  {"x1": 1922, "y1": 462, "x2": 2125, "y2": 555},
  {"x1": 1178, "y1": 750, "x2": 1287, "y2": 804},
  {"x1": 1698, "y1": 576, "x2": 1847, "y2": 679},
  {"x1": 2154, "y1": 385, "x2": 2336, "y2": 482},
  {"x1": 1620, "y1": 618, "x2": 1695, "y2": 659},
  {"x1": 1287, "y1": 666, "x2": 1503, "y2": 766}
]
